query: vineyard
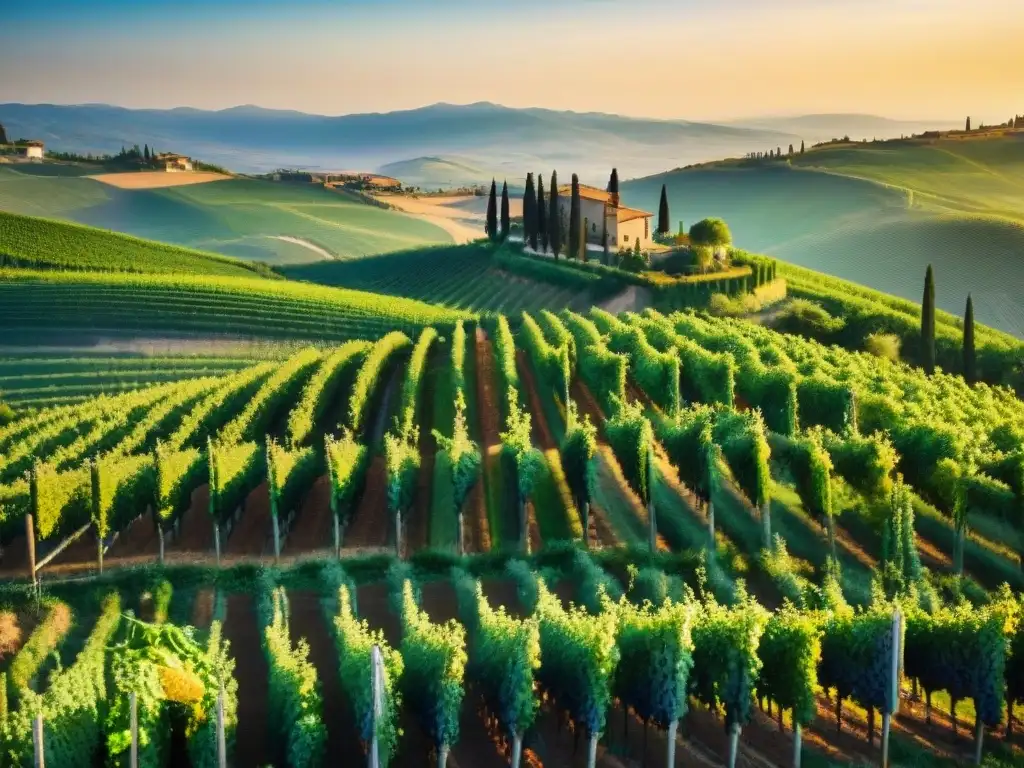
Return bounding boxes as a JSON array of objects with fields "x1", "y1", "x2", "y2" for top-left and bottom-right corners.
[
  {"x1": 0, "y1": 210, "x2": 269, "y2": 277},
  {"x1": 0, "y1": 269, "x2": 468, "y2": 346},
  {"x1": 284, "y1": 243, "x2": 594, "y2": 315},
  {"x1": 2, "y1": 305, "x2": 1024, "y2": 768}
]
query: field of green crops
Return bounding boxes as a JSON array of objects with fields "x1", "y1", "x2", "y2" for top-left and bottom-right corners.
[
  {"x1": 285, "y1": 243, "x2": 592, "y2": 315},
  {"x1": 0, "y1": 210, "x2": 269, "y2": 276},
  {"x1": 0, "y1": 166, "x2": 453, "y2": 263},
  {"x1": 0, "y1": 268, "x2": 469, "y2": 348},
  {"x1": 623, "y1": 135, "x2": 1024, "y2": 338},
  {"x1": 2, "y1": 303, "x2": 1023, "y2": 768}
]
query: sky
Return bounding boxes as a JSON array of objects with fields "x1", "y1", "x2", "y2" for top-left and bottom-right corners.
[{"x1": 3, "y1": 0, "x2": 1022, "y2": 123}]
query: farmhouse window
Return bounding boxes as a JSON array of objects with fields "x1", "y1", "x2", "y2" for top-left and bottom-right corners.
[
  {"x1": 624, "y1": 235, "x2": 630, "y2": 243},
  {"x1": 644, "y1": 219, "x2": 649, "y2": 238}
]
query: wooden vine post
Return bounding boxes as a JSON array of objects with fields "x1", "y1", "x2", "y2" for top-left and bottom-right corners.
[
  {"x1": 90, "y1": 458, "x2": 104, "y2": 574},
  {"x1": 369, "y1": 644, "x2": 384, "y2": 768},
  {"x1": 326, "y1": 451, "x2": 342, "y2": 557},
  {"x1": 25, "y1": 512, "x2": 37, "y2": 591},
  {"x1": 32, "y1": 713, "x2": 45, "y2": 768},
  {"x1": 266, "y1": 439, "x2": 281, "y2": 562},
  {"x1": 208, "y1": 439, "x2": 221, "y2": 567},
  {"x1": 647, "y1": 442, "x2": 657, "y2": 552},
  {"x1": 881, "y1": 608, "x2": 902, "y2": 768},
  {"x1": 216, "y1": 688, "x2": 227, "y2": 768},
  {"x1": 129, "y1": 692, "x2": 139, "y2": 768},
  {"x1": 727, "y1": 722, "x2": 741, "y2": 768},
  {"x1": 761, "y1": 500, "x2": 772, "y2": 549}
]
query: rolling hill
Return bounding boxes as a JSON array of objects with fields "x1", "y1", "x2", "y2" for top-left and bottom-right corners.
[
  {"x1": 0, "y1": 101, "x2": 799, "y2": 182},
  {"x1": 622, "y1": 133, "x2": 1024, "y2": 338},
  {"x1": 0, "y1": 165, "x2": 452, "y2": 263},
  {"x1": 376, "y1": 156, "x2": 494, "y2": 189},
  {"x1": 0, "y1": 210, "x2": 270, "y2": 276},
  {"x1": 724, "y1": 113, "x2": 955, "y2": 144}
]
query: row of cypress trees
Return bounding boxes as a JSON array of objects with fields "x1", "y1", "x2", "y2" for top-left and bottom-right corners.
[
  {"x1": 489, "y1": 167, "x2": 679, "y2": 259},
  {"x1": 920, "y1": 263, "x2": 976, "y2": 384}
]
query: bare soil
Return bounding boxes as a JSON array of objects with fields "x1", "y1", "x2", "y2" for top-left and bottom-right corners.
[
  {"x1": 285, "y1": 474, "x2": 334, "y2": 553},
  {"x1": 224, "y1": 482, "x2": 271, "y2": 557},
  {"x1": 88, "y1": 170, "x2": 231, "y2": 189},
  {"x1": 287, "y1": 589, "x2": 364, "y2": 765},
  {"x1": 172, "y1": 484, "x2": 214, "y2": 553},
  {"x1": 344, "y1": 456, "x2": 390, "y2": 549},
  {"x1": 222, "y1": 593, "x2": 272, "y2": 768},
  {"x1": 474, "y1": 328, "x2": 504, "y2": 548}
]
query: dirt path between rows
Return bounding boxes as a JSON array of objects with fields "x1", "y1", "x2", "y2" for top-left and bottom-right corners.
[
  {"x1": 224, "y1": 482, "x2": 271, "y2": 557},
  {"x1": 223, "y1": 593, "x2": 271, "y2": 768},
  {"x1": 407, "y1": 346, "x2": 441, "y2": 556},
  {"x1": 285, "y1": 474, "x2": 333, "y2": 553},
  {"x1": 572, "y1": 379, "x2": 669, "y2": 551},
  {"x1": 474, "y1": 328, "x2": 504, "y2": 549},
  {"x1": 287, "y1": 590, "x2": 363, "y2": 765}
]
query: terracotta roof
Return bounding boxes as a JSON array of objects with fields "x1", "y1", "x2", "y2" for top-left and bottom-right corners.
[
  {"x1": 557, "y1": 183, "x2": 613, "y2": 203},
  {"x1": 23, "y1": 140, "x2": 44, "y2": 147},
  {"x1": 154, "y1": 153, "x2": 189, "y2": 161},
  {"x1": 617, "y1": 206, "x2": 652, "y2": 222}
]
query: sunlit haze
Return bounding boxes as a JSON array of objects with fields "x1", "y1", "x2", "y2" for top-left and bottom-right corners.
[{"x1": 3, "y1": 0, "x2": 1021, "y2": 122}]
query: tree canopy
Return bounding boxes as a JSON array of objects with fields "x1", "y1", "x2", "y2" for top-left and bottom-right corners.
[{"x1": 688, "y1": 218, "x2": 732, "y2": 248}]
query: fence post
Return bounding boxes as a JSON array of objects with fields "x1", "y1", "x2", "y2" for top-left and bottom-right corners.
[
  {"x1": 216, "y1": 688, "x2": 227, "y2": 768},
  {"x1": 26, "y1": 513, "x2": 37, "y2": 590},
  {"x1": 130, "y1": 692, "x2": 139, "y2": 768},
  {"x1": 32, "y1": 713, "x2": 45, "y2": 768},
  {"x1": 272, "y1": 513, "x2": 281, "y2": 562},
  {"x1": 333, "y1": 513, "x2": 341, "y2": 558},
  {"x1": 214, "y1": 523, "x2": 221, "y2": 567}
]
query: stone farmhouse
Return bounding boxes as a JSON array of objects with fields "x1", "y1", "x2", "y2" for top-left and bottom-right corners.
[
  {"x1": 556, "y1": 183, "x2": 653, "y2": 250},
  {"x1": 154, "y1": 153, "x2": 193, "y2": 172}
]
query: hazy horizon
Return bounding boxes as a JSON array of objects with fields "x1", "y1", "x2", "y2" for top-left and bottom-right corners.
[{"x1": 2, "y1": 0, "x2": 1020, "y2": 125}]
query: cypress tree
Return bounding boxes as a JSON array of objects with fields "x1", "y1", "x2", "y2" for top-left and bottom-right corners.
[
  {"x1": 657, "y1": 184, "x2": 670, "y2": 234},
  {"x1": 523, "y1": 173, "x2": 537, "y2": 250},
  {"x1": 500, "y1": 180, "x2": 510, "y2": 241},
  {"x1": 486, "y1": 179, "x2": 498, "y2": 242},
  {"x1": 569, "y1": 173, "x2": 581, "y2": 260},
  {"x1": 966, "y1": 116, "x2": 971, "y2": 132},
  {"x1": 537, "y1": 174, "x2": 548, "y2": 252},
  {"x1": 800, "y1": 140, "x2": 805, "y2": 154},
  {"x1": 921, "y1": 264, "x2": 936, "y2": 375},
  {"x1": 144, "y1": 144, "x2": 150, "y2": 162},
  {"x1": 0, "y1": 122, "x2": 7, "y2": 145},
  {"x1": 963, "y1": 294, "x2": 976, "y2": 385},
  {"x1": 608, "y1": 168, "x2": 619, "y2": 197},
  {"x1": 548, "y1": 171, "x2": 562, "y2": 259},
  {"x1": 788, "y1": 144, "x2": 794, "y2": 156}
]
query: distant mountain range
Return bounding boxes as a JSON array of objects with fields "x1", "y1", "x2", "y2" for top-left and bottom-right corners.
[
  {"x1": 0, "y1": 101, "x2": 799, "y2": 183},
  {"x1": 0, "y1": 101, "x2": 956, "y2": 185}
]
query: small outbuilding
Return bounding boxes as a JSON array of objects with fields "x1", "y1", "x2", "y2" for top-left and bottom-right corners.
[
  {"x1": 154, "y1": 153, "x2": 193, "y2": 172},
  {"x1": 20, "y1": 140, "x2": 44, "y2": 160}
]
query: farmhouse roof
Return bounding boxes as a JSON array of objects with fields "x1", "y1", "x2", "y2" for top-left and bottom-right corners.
[
  {"x1": 557, "y1": 183, "x2": 613, "y2": 204},
  {"x1": 616, "y1": 206, "x2": 652, "y2": 223},
  {"x1": 154, "y1": 153, "x2": 189, "y2": 161},
  {"x1": 22, "y1": 140, "x2": 44, "y2": 147},
  {"x1": 556, "y1": 182, "x2": 652, "y2": 221}
]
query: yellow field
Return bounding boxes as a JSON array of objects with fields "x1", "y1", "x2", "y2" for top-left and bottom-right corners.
[{"x1": 88, "y1": 171, "x2": 231, "y2": 189}]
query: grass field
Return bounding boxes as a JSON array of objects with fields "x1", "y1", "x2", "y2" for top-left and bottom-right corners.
[
  {"x1": 623, "y1": 134, "x2": 1024, "y2": 337},
  {"x1": 0, "y1": 166, "x2": 452, "y2": 264}
]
